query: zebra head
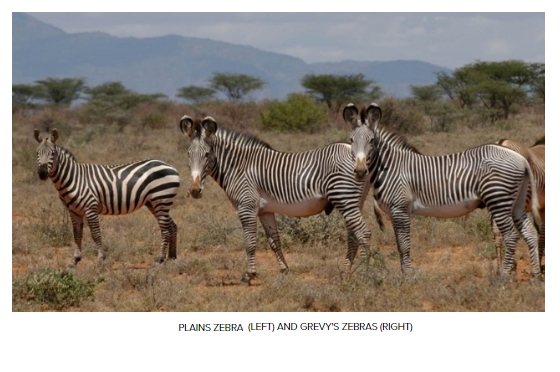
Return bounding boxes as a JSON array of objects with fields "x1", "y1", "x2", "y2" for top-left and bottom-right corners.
[
  {"x1": 180, "y1": 115, "x2": 217, "y2": 199},
  {"x1": 34, "y1": 128, "x2": 59, "y2": 181},
  {"x1": 343, "y1": 103, "x2": 382, "y2": 181}
]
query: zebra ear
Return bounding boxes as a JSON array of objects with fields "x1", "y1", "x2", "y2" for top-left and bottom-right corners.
[
  {"x1": 201, "y1": 116, "x2": 217, "y2": 138},
  {"x1": 51, "y1": 129, "x2": 59, "y2": 144},
  {"x1": 366, "y1": 103, "x2": 382, "y2": 127},
  {"x1": 34, "y1": 129, "x2": 43, "y2": 143},
  {"x1": 179, "y1": 115, "x2": 197, "y2": 138},
  {"x1": 343, "y1": 103, "x2": 359, "y2": 126}
]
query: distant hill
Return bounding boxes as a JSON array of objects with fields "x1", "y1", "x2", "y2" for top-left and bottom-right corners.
[{"x1": 12, "y1": 13, "x2": 452, "y2": 100}]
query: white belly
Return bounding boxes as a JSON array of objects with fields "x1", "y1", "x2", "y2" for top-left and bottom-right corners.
[
  {"x1": 258, "y1": 195, "x2": 329, "y2": 217},
  {"x1": 412, "y1": 198, "x2": 481, "y2": 218}
]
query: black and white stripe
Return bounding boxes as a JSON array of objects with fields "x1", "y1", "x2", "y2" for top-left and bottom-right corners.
[
  {"x1": 180, "y1": 116, "x2": 373, "y2": 284},
  {"x1": 34, "y1": 129, "x2": 180, "y2": 267},
  {"x1": 344, "y1": 103, "x2": 541, "y2": 279}
]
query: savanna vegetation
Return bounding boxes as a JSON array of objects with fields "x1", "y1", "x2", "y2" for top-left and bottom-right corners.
[{"x1": 12, "y1": 62, "x2": 545, "y2": 311}]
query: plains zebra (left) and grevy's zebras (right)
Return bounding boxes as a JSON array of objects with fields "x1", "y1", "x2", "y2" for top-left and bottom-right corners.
[{"x1": 34, "y1": 129, "x2": 180, "y2": 268}]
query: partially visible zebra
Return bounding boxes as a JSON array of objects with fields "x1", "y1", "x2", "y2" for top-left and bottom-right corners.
[
  {"x1": 494, "y1": 138, "x2": 545, "y2": 271},
  {"x1": 180, "y1": 115, "x2": 376, "y2": 284},
  {"x1": 344, "y1": 103, "x2": 542, "y2": 279},
  {"x1": 34, "y1": 129, "x2": 180, "y2": 267}
]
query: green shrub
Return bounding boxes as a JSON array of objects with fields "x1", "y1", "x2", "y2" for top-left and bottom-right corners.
[
  {"x1": 424, "y1": 101, "x2": 461, "y2": 132},
  {"x1": 260, "y1": 93, "x2": 329, "y2": 133},
  {"x1": 277, "y1": 212, "x2": 346, "y2": 246},
  {"x1": 142, "y1": 112, "x2": 166, "y2": 130},
  {"x1": 13, "y1": 268, "x2": 96, "y2": 310},
  {"x1": 379, "y1": 97, "x2": 426, "y2": 134}
]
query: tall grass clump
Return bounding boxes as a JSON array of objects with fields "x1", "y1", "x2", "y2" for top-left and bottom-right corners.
[{"x1": 260, "y1": 93, "x2": 329, "y2": 133}]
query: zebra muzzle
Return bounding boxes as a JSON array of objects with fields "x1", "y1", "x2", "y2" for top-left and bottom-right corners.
[
  {"x1": 37, "y1": 165, "x2": 49, "y2": 180},
  {"x1": 354, "y1": 159, "x2": 368, "y2": 180},
  {"x1": 189, "y1": 177, "x2": 203, "y2": 199}
]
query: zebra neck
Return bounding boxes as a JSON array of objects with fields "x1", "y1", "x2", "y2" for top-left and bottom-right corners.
[
  {"x1": 209, "y1": 128, "x2": 272, "y2": 190},
  {"x1": 49, "y1": 145, "x2": 77, "y2": 189}
]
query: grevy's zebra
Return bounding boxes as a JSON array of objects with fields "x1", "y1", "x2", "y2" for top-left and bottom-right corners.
[
  {"x1": 180, "y1": 116, "x2": 376, "y2": 284},
  {"x1": 34, "y1": 129, "x2": 180, "y2": 267},
  {"x1": 344, "y1": 103, "x2": 542, "y2": 279},
  {"x1": 493, "y1": 138, "x2": 545, "y2": 271}
]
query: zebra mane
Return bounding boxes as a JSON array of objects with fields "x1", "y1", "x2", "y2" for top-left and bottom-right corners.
[
  {"x1": 375, "y1": 124, "x2": 421, "y2": 154},
  {"x1": 55, "y1": 144, "x2": 76, "y2": 162},
  {"x1": 216, "y1": 127, "x2": 273, "y2": 150}
]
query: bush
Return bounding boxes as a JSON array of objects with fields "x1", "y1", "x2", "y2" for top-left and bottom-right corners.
[
  {"x1": 13, "y1": 268, "x2": 96, "y2": 310},
  {"x1": 141, "y1": 112, "x2": 166, "y2": 130},
  {"x1": 379, "y1": 97, "x2": 426, "y2": 134},
  {"x1": 424, "y1": 101, "x2": 461, "y2": 132},
  {"x1": 260, "y1": 93, "x2": 329, "y2": 133},
  {"x1": 277, "y1": 212, "x2": 346, "y2": 247}
]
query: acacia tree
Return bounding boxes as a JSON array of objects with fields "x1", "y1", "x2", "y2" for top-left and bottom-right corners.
[
  {"x1": 12, "y1": 84, "x2": 43, "y2": 111},
  {"x1": 208, "y1": 73, "x2": 265, "y2": 101},
  {"x1": 85, "y1": 81, "x2": 165, "y2": 110},
  {"x1": 436, "y1": 60, "x2": 543, "y2": 120},
  {"x1": 35, "y1": 77, "x2": 86, "y2": 106},
  {"x1": 176, "y1": 86, "x2": 216, "y2": 104},
  {"x1": 301, "y1": 73, "x2": 381, "y2": 113},
  {"x1": 529, "y1": 62, "x2": 545, "y2": 102},
  {"x1": 410, "y1": 84, "x2": 442, "y2": 102}
]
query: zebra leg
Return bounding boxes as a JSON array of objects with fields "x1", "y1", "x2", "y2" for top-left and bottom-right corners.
[
  {"x1": 345, "y1": 230, "x2": 359, "y2": 274},
  {"x1": 259, "y1": 213, "x2": 289, "y2": 274},
  {"x1": 492, "y1": 213, "x2": 520, "y2": 277},
  {"x1": 491, "y1": 216, "x2": 503, "y2": 273},
  {"x1": 85, "y1": 210, "x2": 106, "y2": 262},
  {"x1": 68, "y1": 211, "x2": 84, "y2": 268},
  {"x1": 146, "y1": 204, "x2": 173, "y2": 263},
  {"x1": 339, "y1": 208, "x2": 371, "y2": 273},
  {"x1": 153, "y1": 212, "x2": 174, "y2": 263},
  {"x1": 239, "y1": 206, "x2": 259, "y2": 284},
  {"x1": 168, "y1": 219, "x2": 178, "y2": 260},
  {"x1": 513, "y1": 211, "x2": 541, "y2": 279},
  {"x1": 390, "y1": 207, "x2": 413, "y2": 274}
]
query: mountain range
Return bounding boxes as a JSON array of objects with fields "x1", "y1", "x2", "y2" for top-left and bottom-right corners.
[{"x1": 12, "y1": 12, "x2": 453, "y2": 100}]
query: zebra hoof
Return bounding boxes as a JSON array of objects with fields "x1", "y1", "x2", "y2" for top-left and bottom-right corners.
[
  {"x1": 156, "y1": 256, "x2": 166, "y2": 264},
  {"x1": 98, "y1": 253, "x2": 106, "y2": 261},
  {"x1": 68, "y1": 256, "x2": 81, "y2": 268},
  {"x1": 241, "y1": 273, "x2": 256, "y2": 285},
  {"x1": 280, "y1": 267, "x2": 289, "y2": 275}
]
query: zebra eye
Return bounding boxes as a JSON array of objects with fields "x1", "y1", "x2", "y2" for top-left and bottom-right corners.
[
  {"x1": 204, "y1": 152, "x2": 209, "y2": 158},
  {"x1": 349, "y1": 138, "x2": 354, "y2": 144},
  {"x1": 369, "y1": 138, "x2": 375, "y2": 144}
]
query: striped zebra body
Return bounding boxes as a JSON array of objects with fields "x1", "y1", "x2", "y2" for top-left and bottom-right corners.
[
  {"x1": 180, "y1": 116, "x2": 373, "y2": 284},
  {"x1": 34, "y1": 129, "x2": 180, "y2": 267},
  {"x1": 494, "y1": 138, "x2": 545, "y2": 271},
  {"x1": 344, "y1": 103, "x2": 541, "y2": 279}
]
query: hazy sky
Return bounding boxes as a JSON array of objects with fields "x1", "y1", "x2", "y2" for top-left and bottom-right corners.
[{"x1": 28, "y1": 12, "x2": 545, "y2": 69}]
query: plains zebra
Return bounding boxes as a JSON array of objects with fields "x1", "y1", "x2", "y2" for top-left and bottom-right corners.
[
  {"x1": 344, "y1": 103, "x2": 541, "y2": 279},
  {"x1": 34, "y1": 129, "x2": 180, "y2": 268},
  {"x1": 180, "y1": 115, "x2": 376, "y2": 284},
  {"x1": 493, "y1": 138, "x2": 545, "y2": 271}
]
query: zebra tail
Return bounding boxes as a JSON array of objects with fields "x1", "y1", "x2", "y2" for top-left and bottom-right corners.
[{"x1": 527, "y1": 162, "x2": 541, "y2": 230}]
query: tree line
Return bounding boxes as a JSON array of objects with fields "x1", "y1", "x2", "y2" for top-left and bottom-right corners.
[{"x1": 13, "y1": 60, "x2": 544, "y2": 132}]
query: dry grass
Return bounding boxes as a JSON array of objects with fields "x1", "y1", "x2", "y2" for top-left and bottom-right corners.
[{"x1": 12, "y1": 104, "x2": 545, "y2": 311}]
